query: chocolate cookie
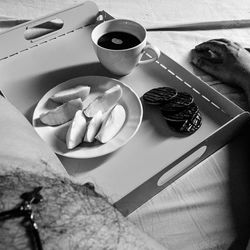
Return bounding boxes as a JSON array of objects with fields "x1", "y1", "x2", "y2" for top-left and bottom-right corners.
[
  {"x1": 162, "y1": 102, "x2": 198, "y2": 122},
  {"x1": 143, "y1": 87, "x2": 177, "y2": 105},
  {"x1": 166, "y1": 111, "x2": 202, "y2": 135},
  {"x1": 160, "y1": 92, "x2": 194, "y2": 116},
  {"x1": 143, "y1": 87, "x2": 202, "y2": 135}
]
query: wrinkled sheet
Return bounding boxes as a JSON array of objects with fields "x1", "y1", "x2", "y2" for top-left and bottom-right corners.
[{"x1": 1, "y1": 1, "x2": 250, "y2": 249}]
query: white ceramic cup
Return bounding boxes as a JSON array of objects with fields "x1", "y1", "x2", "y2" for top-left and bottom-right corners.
[{"x1": 91, "y1": 19, "x2": 161, "y2": 76}]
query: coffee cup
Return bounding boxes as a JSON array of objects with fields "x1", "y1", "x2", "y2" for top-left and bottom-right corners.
[{"x1": 91, "y1": 19, "x2": 161, "y2": 76}]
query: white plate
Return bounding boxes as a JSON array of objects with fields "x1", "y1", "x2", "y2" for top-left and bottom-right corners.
[{"x1": 32, "y1": 75, "x2": 143, "y2": 158}]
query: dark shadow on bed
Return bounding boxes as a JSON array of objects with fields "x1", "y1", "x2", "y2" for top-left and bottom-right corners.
[{"x1": 227, "y1": 123, "x2": 250, "y2": 249}]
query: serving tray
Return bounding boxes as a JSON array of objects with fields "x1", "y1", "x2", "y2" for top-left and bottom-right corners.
[{"x1": 0, "y1": 1, "x2": 249, "y2": 216}]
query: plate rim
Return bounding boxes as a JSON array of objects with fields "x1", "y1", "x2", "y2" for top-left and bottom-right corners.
[{"x1": 32, "y1": 75, "x2": 143, "y2": 159}]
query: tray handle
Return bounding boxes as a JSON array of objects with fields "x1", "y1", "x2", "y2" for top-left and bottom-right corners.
[
  {"x1": 0, "y1": 1, "x2": 100, "y2": 60},
  {"x1": 114, "y1": 111, "x2": 250, "y2": 216}
]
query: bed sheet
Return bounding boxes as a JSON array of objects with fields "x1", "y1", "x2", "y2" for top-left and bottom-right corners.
[{"x1": 1, "y1": 1, "x2": 250, "y2": 249}]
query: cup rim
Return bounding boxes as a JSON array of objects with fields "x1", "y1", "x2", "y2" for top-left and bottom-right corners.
[{"x1": 91, "y1": 19, "x2": 147, "y2": 52}]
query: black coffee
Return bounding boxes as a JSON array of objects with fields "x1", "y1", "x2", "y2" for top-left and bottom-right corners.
[{"x1": 97, "y1": 31, "x2": 141, "y2": 50}]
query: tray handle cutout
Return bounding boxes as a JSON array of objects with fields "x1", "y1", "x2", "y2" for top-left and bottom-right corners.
[
  {"x1": 157, "y1": 146, "x2": 207, "y2": 186},
  {"x1": 0, "y1": 1, "x2": 100, "y2": 59},
  {"x1": 24, "y1": 18, "x2": 64, "y2": 41}
]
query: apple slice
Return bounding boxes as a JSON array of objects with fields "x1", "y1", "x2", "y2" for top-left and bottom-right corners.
[
  {"x1": 50, "y1": 85, "x2": 90, "y2": 103},
  {"x1": 84, "y1": 85, "x2": 122, "y2": 118},
  {"x1": 82, "y1": 92, "x2": 100, "y2": 110},
  {"x1": 66, "y1": 110, "x2": 87, "y2": 149},
  {"x1": 95, "y1": 104, "x2": 126, "y2": 143},
  {"x1": 40, "y1": 98, "x2": 83, "y2": 126},
  {"x1": 84, "y1": 111, "x2": 103, "y2": 143}
]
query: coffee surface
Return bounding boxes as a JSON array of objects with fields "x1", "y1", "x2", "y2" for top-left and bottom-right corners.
[{"x1": 97, "y1": 31, "x2": 141, "y2": 50}]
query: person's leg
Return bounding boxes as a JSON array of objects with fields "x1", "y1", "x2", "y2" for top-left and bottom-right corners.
[
  {"x1": 0, "y1": 96, "x2": 165, "y2": 249},
  {"x1": 0, "y1": 95, "x2": 67, "y2": 178}
]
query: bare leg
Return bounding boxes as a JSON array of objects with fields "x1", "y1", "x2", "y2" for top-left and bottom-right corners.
[
  {"x1": 0, "y1": 96, "x2": 164, "y2": 250},
  {"x1": 0, "y1": 95, "x2": 67, "y2": 178}
]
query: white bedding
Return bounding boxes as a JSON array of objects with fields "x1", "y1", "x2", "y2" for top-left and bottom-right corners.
[{"x1": 1, "y1": 1, "x2": 250, "y2": 249}]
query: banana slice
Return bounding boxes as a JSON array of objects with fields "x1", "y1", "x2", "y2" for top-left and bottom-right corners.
[
  {"x1": 66, "y1": 110, "x2": 87, "y2": 149},
  {"x1": 84, "y1": 111, "x2": 103, "y2": 143},
  {"x1": 40, "y1": 98, "x2": 83, "y2": 126},
  {"x1": 84, "y1": 85, "x2": 122, "y2": 118},
  {"x1": 95, "y1": 105, "x2": 126, "y2": 143},
  {"x1": 50, "y1": 85, "x2": 90, "y2": 103}
]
